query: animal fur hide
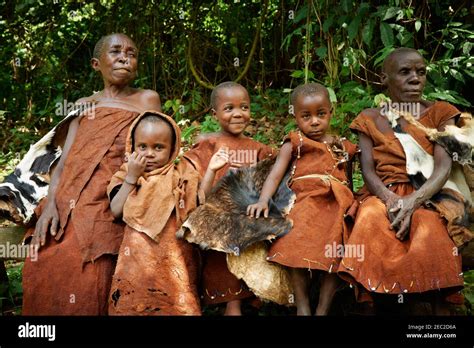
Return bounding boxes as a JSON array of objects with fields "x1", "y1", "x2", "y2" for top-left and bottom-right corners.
[
  {"x1": 176, "y1": 158, "x2": 295, "y2": 256},
  {"x1": 0, "y1": 109, "x2": 81, "y2": 225},
  {"x1": 383, "y1": 105, "x2": 473, "y2": 248},
  {"x1": 385, "y1": 107, "x2": 473, "y2": 204}
]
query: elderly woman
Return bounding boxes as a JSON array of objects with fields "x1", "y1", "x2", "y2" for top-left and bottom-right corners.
[
  {"x1": 22, "y1": 33, "x2": 161, "y2": 315},
  {"x1": 338, "y1": 48, "x2": 468, "y2": 315}
]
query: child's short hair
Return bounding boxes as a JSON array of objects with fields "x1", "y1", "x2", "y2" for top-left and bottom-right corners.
[
  {"x1": 290, "y1": 83, "x2": 330, "y2": 106},
  {"x1": 131, "y1": 113, "x2": 176, "y2": 150},
  {"x1": 210, "y1": 81, "x2": 247, "y2": 109}
]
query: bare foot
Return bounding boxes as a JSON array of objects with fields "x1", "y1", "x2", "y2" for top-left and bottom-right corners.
[
  {"x1": 315, "y1": 273, "x2": 339, "y2": 316},
  {"x1": 224, "y1": 300, "x2": 242, "y2": 316}
]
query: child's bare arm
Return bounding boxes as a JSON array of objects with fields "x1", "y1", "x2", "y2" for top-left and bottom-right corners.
[
  {"x1": 110, "y1": 152, "x2": 146, "y2": 218},
  {"x1": 247, "y1": 142, "x2": 292, "y2": 218},
  {"x1": 200, "y1": 146, "x2": 229, "y2": 196}
]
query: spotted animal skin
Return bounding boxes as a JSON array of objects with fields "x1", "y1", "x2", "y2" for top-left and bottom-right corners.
[
  {"x1": 177, "y1": 158, "x2": 296, "y2": 256},
  {"x1": 0, "y1": 109, "x2": 80, "y2": 225}
]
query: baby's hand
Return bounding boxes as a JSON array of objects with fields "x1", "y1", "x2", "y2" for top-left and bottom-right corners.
[
  {"x1": 209, "y1": 146, "x2": 229, "y2": 172},
  {"x1": 247, "y1": 201, "x2": 269, "y2": 219},
  {"x1": 126, "y1": 152, "x2": 146, "y2": 183}
]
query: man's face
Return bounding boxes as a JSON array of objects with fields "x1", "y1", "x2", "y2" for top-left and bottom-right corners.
[{"x1": 382, "y1": 51, "x2": 427, "y2": 104}]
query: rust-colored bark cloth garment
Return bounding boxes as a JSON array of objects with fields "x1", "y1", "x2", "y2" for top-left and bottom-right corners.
[
  {"x1": 338, "y1": 101, "x2": 464, "y2": 302},
  {"x1": 23, "y1": 107, "x2": 139, "y2": 315},
  {"x1": 183, "y1": 134, "x2": 275, "y2": 305},
  {"x1": 107, "y1": 111, "x2": 202, "y2": 315},
  {"x1": 267, "y1": 131, "x2": 358, "y2": 272}
]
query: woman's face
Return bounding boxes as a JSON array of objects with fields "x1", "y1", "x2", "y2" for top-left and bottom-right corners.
[{"x1": 92, "y1": 34, "x2": 138, "y2": 87}]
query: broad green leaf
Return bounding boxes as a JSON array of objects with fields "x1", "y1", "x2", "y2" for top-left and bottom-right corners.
[
  {"x1": 449, "y1": 69, "x2": 465, "y2": 83},
  {"x1": 323, "y1": 14, "x2": 334, "y2": 33},
  {"x1": 341, "y1": 0, "x2": 352, "y2": 13},
  {"x1": 383, "y1": 7, "x2": 400, "y2": 21},
  {"x1": 464, "y1": 270, "x2": 474, "y2": 283},
  {"x1": 415, "y1": 20, "x2": 421, "y2": 32},
  {"x1": 362, "y1": 19, "x2": 375, "y2": 46},
  {"x1": 380, "y1": 22, "x2": 394, "y2": 48},
  {"x1": 348, "y1": 15, "x2": 362, "y2": 42},
  {"x1": 293, "y1": 6, "x2": 308, "y2": 24},
  {"x1": 327, "y1": 87, "x2": 337, "y2": 103},
  {"x1": 373, "y1": 46, "x2": 395, "y2": 67},
  {"x1": 290, "y1": 70, "x2": 304, "y2": 78},
  {"x1": 374, "y1": 93, "x2": 390, "y2": 106},
  {"x1": 316, "y1": 46, "x2": 327, "y2": 59}
]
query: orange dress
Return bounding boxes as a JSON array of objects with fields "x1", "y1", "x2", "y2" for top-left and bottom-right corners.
[
  {"x1": 107, "y1": 111, "x2": 201, "y2": 315},
  {"x1": 183, "y1": 133, "x2": 275, "y2": 305},
  {"x1": 338, "y1": 101, "x2": 464, "y2": 301},
  {"x1": 268, "y1": 131, "x2": 358, "y2": 272},
  {"x1": 23, "y1": 107, "x2": 138, "y2": 315}
]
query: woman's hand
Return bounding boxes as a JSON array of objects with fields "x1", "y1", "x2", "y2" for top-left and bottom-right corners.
[
  {"x1": 208, "y1": 146, "x2": 229, "y2": 172},
  {"x1": 126, "y1": 152, "x2": 146, "y2": 183},
  {"x1": 247, "y1": 200, "x2": 269, "y2": 219},
  {"x1": 31, "y1": 201, "x2": 60, "y2": 249},
  {"x1": 382, "y1": 191, "x2": 402, "y2": 223},
  {"x1": 387, "y1": 193, "x2": 421, "y2": 241}
]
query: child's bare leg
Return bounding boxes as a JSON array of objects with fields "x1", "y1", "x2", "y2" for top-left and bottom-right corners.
[
  {"x1": 315, "y1": 273, "x2": 340, "y2": 316},
  {"x1": 290, "y1": 268, "x2": 311, "y2": 316},
  {"x1": 224, "y1": 300, "x2": 242, "y2": 316},
  {"x1": 431, "y1": 293, "x2": 451, "y2": 316}
]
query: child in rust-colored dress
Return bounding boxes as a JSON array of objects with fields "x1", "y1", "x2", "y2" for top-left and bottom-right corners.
[
  {"x1": 107, "y1": 110, "x2": 228, "y2": 315},
  {"x1": 183, "y1": 81, "x2": 275, "y2": 315},
  {"x1": 247, "y1": 83, "x2": 358, "y2": 315}
]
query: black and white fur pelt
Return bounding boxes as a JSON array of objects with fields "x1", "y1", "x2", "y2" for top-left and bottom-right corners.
[
  {"x1": 0, "y1": 109, "x2": 81, "y2": 225},
  {"x1": 177, "y1": 158, "x2": 296, "y2": 256},
  {"x1": 385, "y1": 107, "x2": 473, "y2": 207}
]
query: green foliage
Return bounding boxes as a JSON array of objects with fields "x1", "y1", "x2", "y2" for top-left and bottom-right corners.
[
  {"x1": 464, "y1": 270, "x2": 474, "y2": 314},
  {"x1": 1, "y1": 262, "x2": 23, "y2": 315},
  {"x1": 0, "y1": 0, "x2": 472, "y2": 315},
  {"x1": 199, "y1": 115, "x2": 221, "y2": 134},
  {"x1": 0, "y1": 0, "x2": 471, "y2": 156}
]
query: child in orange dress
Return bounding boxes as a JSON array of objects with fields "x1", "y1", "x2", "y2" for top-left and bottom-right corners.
[
  {"x1": 247, "y1": 83, "x2": 358, "y2": 315},
  {"x1": 184, "y1": 81, "x2": 275, "y2": 315},
  {"x1": 107, "y1": 111, "x2": 228, "y2": 315}
]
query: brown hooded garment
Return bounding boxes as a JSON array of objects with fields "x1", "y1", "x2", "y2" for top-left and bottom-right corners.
[
  {"x1": 183, "y1": 134, "x2": 275, "y2": 305},
  {"x1": 22, "y1": 107, "x2": 139, "y2": 315},
  {"x1": 338, "y1": 101, "x2": 465, "y2": 303},
  {"x1": 268, "y1": 131, "x2": 358, "y2": 272},
  {"x1": 107, "y1": 111, "x2": 202, "y2": 315}
]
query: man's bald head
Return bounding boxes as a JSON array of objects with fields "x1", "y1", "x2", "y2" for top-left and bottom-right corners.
[{"x1": 382, "y1": 48, "x2": 423, "y2": 74}]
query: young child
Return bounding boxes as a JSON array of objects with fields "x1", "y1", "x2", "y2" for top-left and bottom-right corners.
[
  {"x1": 107, "y1": 110, "x2": 227, "y2": 315},
  {"x1": 183, "y1": 81, "x2": 275, "y2": 315},
  {"x1": 247, "y1": 83, "x2": 358, "y2": 316}
]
